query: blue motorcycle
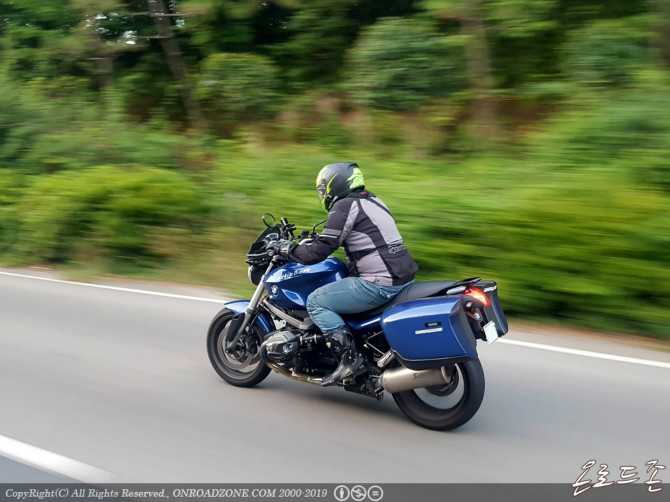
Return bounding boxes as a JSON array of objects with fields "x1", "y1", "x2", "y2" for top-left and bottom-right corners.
[{"x1": 207, "y1": 214, "x2": 509, "y2": 430}]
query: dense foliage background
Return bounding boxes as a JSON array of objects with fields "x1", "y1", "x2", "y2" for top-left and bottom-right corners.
[{"x1": 1, "y1": 0, "x2": 669, "y2": 339}]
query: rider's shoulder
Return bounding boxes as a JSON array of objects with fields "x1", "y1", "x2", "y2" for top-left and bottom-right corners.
[{"x1": 331, "y1": 197, "x2": 355, "y2": 211}]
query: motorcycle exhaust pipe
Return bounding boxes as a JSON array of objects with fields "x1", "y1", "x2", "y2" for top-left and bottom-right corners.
[{"x1": 380, "y1": 366, "x2": 452, "y2": 394}]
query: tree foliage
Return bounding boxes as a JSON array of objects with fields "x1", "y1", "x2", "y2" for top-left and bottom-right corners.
[
  {"x1": 1, "y1": 0, "x2": 670, "y2": 338},
  {"x1": 195, "y1": 52, "x2": 280, "y2": 123},
  {"x1": 561, "y1": 18, "x2": 650, "y2": 86},
  {"x1": 345, "y1": 17, "x2": 465, "y2": 110},
  {"x1": 1, "y1": 0, "x2": 663, "y2": 118}
]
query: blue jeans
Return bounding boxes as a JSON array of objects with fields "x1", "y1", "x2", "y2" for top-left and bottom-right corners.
[{"x1": 306, "y1": 277, "x2": 412, "y2": 333}]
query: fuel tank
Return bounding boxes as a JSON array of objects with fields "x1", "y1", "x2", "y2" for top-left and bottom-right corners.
[{"x1": 263, "y1": 258, "x2": 348, "y2": 310}]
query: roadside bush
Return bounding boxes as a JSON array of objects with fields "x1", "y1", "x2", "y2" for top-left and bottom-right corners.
[
  {"x1": 0, "y1": 172, "x2": 23, "y2": 255},
  {"x1": 13, "y1": 166, "x2": 212, "y2": 265},
  {"x1": 526, "y1": 83, "x2": 670, "y2": 192},
  {"x1": 0, "y1": 73, "x2": 73, "y2": 172},
  {"x1": 209, "y1": 144, "x2": 670, "y2": 339},
  {"x1": 12, "y1": 124, "x2": 214, "y2": 174},
  {"x1": 481, "y1": 173, "x2": 670, "y2": 337},
  {"x1": 0, "y1": 78, "x2": 215, "y2": 175}
]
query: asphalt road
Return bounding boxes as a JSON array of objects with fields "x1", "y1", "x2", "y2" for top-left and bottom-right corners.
[
  {"x1": 1, "y1": 268, "x2": 669, "y2": 484},
  {"x1": 0, "y1": 457, "x2": 74, "y2": 483}
]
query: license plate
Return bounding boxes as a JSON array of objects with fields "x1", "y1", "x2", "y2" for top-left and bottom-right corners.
[{"x1": 483, "y1": 321, "x2": 499, "y2": 345}]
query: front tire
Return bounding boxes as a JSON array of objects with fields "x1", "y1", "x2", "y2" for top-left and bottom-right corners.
[
  {"x1": 207, "y1": 308, "x2": 271, "y2": 387},
  {"x1": 392, "y1": 358, "x2": 485, "y2": 431}
]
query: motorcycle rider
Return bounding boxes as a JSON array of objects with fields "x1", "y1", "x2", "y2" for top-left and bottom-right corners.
[{"x1": 269, "y1": 162, "x2": 418, "y2": 386}]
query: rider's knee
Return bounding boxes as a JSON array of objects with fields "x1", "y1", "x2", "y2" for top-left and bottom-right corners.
[{"x1": 306, "y1": 291, "x2": 321, "y2": 313}]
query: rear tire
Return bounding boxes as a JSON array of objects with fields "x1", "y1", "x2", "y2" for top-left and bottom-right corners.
[
  {"x1": 207, "y1": 308, "x2": 271, "y2": 387},
  {"x1": 392, "y1": 359, "x2": 485, "y2": 431}
]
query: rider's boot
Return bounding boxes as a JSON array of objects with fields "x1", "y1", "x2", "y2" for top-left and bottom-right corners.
[{"x1": 321, "y1": 327, "x2": 365, "y2": 387}]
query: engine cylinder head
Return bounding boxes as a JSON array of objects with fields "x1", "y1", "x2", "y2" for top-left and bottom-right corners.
[{"x1": 263, "y1": 330, "x2": 301, "y2": 362}]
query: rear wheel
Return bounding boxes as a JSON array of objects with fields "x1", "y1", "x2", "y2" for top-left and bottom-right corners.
[
  {"x1": 207, "y1": 308, "x2": 271, "y2": 387},
  {"x1": 392, "y1": 359, "x2": 485, "y2": 431}
]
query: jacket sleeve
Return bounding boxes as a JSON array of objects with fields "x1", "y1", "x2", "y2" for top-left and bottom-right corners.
[{"x1": 288, "y1": 199, "x2": 354, "y2": 265}]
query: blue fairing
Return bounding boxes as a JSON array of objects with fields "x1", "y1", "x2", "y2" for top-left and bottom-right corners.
[
  {"x1": 381, "y1": 297, "x2": 478, "y2": 362},
  {"x1": 263, "y1": 257, "x2": 348, "y2": 310},
  {"x1": 347, "y1": 315, "x2": 382, "y2": 333},
  {"x1": 224, "y1": 300, "x2": 275, "y2": 334}
]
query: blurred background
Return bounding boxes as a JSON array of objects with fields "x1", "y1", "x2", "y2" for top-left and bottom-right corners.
[{"x1": 0, "y1": 0, "x2": 668, "y2": 341}]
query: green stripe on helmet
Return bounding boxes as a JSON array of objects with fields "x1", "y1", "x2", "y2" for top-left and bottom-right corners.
[
  {"x1": 327, "y1": 173, "x2": 339, "y2": 194},
  {"x1": 347, "y1": 168, "x2": 364, "y2": 189}
]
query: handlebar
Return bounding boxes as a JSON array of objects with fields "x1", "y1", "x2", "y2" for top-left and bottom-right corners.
[{"x1": 250, "y1": 215, "x2": 321, "y2": 266}]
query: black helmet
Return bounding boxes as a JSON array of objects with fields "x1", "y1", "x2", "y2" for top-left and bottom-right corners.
[{"x1": 316, "y1": 162, "x2": 365, "y2": 211}]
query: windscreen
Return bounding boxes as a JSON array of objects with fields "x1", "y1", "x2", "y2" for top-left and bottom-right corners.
[{"x1": 247, "y1": 226, "x2": 280, "y2": 255}]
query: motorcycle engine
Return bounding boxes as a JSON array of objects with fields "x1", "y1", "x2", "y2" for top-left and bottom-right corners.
[{"x1": 264, "y1": 330, "x2": 301, "y2": 362}]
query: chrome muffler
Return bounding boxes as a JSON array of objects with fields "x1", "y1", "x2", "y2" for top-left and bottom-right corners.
[{"x1": 380, "y1": 366, "x2": 452, "y2": 393}]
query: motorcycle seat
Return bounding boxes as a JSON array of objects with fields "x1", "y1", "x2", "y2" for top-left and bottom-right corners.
[{"x1": 345, "y1": 280, "x2": 458, "y2": 320}]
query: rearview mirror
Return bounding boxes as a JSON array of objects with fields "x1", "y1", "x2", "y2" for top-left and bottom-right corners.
[
  {"x1": 262, "y1": 213, "x2": 276, "y2": 228},
  {"x1": 311, "y1": 219, "x2": 327, "y2": 236}
]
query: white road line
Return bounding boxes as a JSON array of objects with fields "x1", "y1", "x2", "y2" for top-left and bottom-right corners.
[
  {"x1": 2, "y1": 269, "x2": 669, "y2": 370},
  {"x1": 0, "y1": 270, "x2": 227, "y2": 304},
  {"x1": 0, "y1": 435, "x2": 118, "y2": 483},
  {"x1": 498, "y1": 339, "x2": 670, "y2": 369}
]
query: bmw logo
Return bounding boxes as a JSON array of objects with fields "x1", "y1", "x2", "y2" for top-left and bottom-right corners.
[{"x1": 270, "y1": 285, "x2": 279, "y2": 296}]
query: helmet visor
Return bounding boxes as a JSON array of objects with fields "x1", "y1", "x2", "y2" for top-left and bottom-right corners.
[{"x1": 317, "y1": 185, "x2": 327, "y2": 210}]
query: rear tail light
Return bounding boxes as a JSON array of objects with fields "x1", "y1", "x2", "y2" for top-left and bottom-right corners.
[{"x1": 463, "y1": 287, "x2": 490, "y2": 307}]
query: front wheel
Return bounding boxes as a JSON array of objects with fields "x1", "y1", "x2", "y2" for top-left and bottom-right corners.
[
  {"x1": 392, "y1": 359, "x2": 485, "y2": 431},
  {"x1": 207, "y1": 308, "x2": 271, "y2": 387}
]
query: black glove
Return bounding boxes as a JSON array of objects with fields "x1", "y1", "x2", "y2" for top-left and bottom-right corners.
[{"x1": 266, "y1": 239, "x2": 294, "y2": 258}]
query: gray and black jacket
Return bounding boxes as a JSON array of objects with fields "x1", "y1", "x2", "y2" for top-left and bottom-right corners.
[{"x1": 289, "y1": 190, "x2": 418, "y2": 286}]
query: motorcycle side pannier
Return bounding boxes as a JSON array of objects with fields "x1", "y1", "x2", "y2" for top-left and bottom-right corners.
[{"x1": 380, "y1": 297, "x2": 478, "y2": 370}]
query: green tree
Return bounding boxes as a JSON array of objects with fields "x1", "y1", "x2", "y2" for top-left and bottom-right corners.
[
  {"x1": 271, "y1": 0, "x2": 360, "y2": 87},
  {"x1": 0, "y1": 1, "x2": 81, "y2": 80},
  {"x1": 561, "y1": 18, "x2": 650, "y2": 86},
  {"x1": 195, "y1": 52, "x2": 280, "y2": 130},
  {"x1": 271, "y1": 0, "x2": 418, "y2": 87},
  {"x1": 345, "y1": 17, "x2": 465, "y2": 110},
  {"x1": 139, "y1": 0, "x2": 206, "y2": 128},
  {"x1": 422, "y1": 0, "x2": 498, "y2": 140},
  {"x1": 648, "y1": 0, "x2": 670, "y2": 68},
  {"x1": 486, "y1": 0, "x2": 560, "y2": 88},
  {"x1": 66, "y1": 0, "x2": 140, "y2": 90}
]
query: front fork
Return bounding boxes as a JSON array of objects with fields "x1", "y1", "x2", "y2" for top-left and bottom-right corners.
[{"x1": 225, "y1": 260, "x2": 276, "y2": 353}]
